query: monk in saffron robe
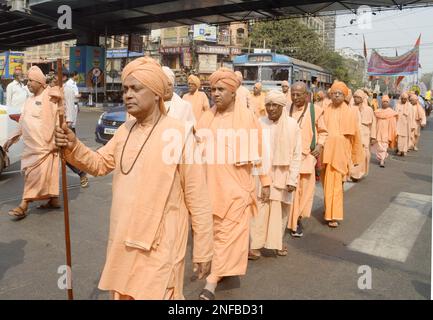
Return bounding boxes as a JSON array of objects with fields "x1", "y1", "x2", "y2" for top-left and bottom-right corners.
[
  {"x1": 182, "y1": 74, "x2": 210, "y2": 122},
  {"x1": 395, "y1": 92, "x2": 412, "y2": 156},
  {"x1": 249, "y1": 82, "x2": 267, "y2": 118},
  {"x1": 350, "y1": 89, "x2": 376, "y2": 180},
  {"x1": 162, "y1": 66, "x2": 196, "y2": 126},
  {"x1": 373, "y1": 95, "x2": 398, "y2": 168},
  {"x1": 195, "y1": 67, "x2": 262, "y2": 300},
  {"x1": 4, "y1": 66, "x2": 61, "y2": 219},
  {"x1": 249, "y1": 90, "x2": 301, "y2": 258},
  {"x1": 281, "y1": 80, "x2": 292, "y2": 105},
  {"x1": 287, "y1": 82, "x2": 327, "y2": 237},
  {"x1": 234, "y1": 70, "x2": 251, "y2": 109},
  {"x1": 54, "y1": 57, "x2": 213, "y2": 300},
  {"x1": 408, "y1": 93, "x2": 427, "y2": 151},
  {"x1": 321, "y1": 81, "x2": 364, "y2": 228}
]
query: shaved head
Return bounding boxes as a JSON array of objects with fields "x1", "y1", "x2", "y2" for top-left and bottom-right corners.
[{"x1": 292, "y1": 81, "x2": 307, "y2": 93}]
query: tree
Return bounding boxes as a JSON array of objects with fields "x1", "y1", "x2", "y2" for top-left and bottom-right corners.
[
  {"x1": 248, "y1": 19, "x2": 365, "y2": 88},
  {"x1": 421, "y1": 72, "x2": 432, "y2": 90}
]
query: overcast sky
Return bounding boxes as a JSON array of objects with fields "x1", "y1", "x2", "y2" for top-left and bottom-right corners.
[{"x1": 335, "y1": 6, "x2": 433, "y2": 77}]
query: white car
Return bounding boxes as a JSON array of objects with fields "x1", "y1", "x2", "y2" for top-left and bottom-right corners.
[{"x1": 0, "y1": 104, "x2": 23, "y2": 175}]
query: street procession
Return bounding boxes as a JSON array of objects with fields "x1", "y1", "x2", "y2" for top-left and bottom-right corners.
[{"x1": 0, "y1": 0, "x2": 431, "y2": 303}]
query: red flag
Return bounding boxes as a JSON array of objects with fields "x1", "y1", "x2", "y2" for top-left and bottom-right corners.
[
  {"x1": 363, "y1": 35, "x2": 367, "y2": 58},
  {"x1": 396, "y1": 76, "x2": 404, "y2": 87},
  {"x1": 414, "y1": 34, "x2": 421, "y2": 47}
]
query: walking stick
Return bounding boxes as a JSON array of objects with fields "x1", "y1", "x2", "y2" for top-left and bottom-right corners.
[{"x1": 56, "y1": 59, "x2": 74, "y2": 300}]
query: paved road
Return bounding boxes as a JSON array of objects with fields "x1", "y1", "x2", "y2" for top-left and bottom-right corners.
[{"x1": 0, "y1": 110, "x2": 431, "y2": 300}]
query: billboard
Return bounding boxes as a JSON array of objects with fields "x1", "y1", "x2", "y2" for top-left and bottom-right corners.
[
  {"x1": 69, "y1": 46, "x2": 106, "y2": 89},
  {"x1": 367, "y1": 47, "x2": 419, "y2": 76},
  {"x1": 193, "y1": 24, "x2": 217, "y2": 42},
  {"x1": 0, "y1": 51, "x2": 26, "y2": 79}
]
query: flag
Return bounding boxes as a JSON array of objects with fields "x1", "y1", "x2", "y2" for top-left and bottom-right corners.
[
  {"x1": 414, "y1": 34, "x2": 421, "y2": 47},
  {"x1": 396, "y1": 76, "x2": 404, "y2": 88},
  {"x1": 363, "y1": 35, "x2": 367, "y2": 59},
  {"x1": 368, "y1": 48, "x2": 419, "y2": 76}
]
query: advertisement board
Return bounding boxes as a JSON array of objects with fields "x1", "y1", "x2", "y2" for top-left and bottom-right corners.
[
  {"x1": 69, "y1": 46, "x2": 106, "y2": 89},
  {"x1": 198, "y1": 54, "x2": 217, "y2": 73},
  {"x1": 193, "y1": 24, "x2": 217, "y2": 42},
  {"x1": 0, "y1": 51, "x2": 26, "y2": 79}
]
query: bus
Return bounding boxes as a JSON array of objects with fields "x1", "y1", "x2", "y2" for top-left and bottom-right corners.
[{"x1": 233, "y1": 52, "x2": 333, "y2": 90}]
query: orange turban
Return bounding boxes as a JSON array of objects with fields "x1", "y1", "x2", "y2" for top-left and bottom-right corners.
[
  {"x1": 121, "y1": 57, "x2": 168, "y2": 114},
  {"x1": 401, "y1": 92, "x2": 408, "y2": 99},
  {"x1": 234, "y1": 70, "x2": 243, "y2": 81},
  {"x1": 330, "y1": 81, "x2": 349, "y2": 97},
  {"x1": 28, "y1": 66, "x2": 46, "y2": 87},
  {"x1": 188, "y1": 74, "x2": 201, "y2": 88},
  {"x1": 254, "y1": 82, "x2": 262, "y2": 90},
  {"x1": 209, "y1": 67, "x2": 241, "y2": 93}
]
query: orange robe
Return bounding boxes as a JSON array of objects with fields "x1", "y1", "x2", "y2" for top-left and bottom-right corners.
[
  {"x1": 283, "y1": 90, "x2": 292, "y2": 105},
  {"x1": 12, "y1": 88, "x2": 60, "y2": 201},
  {"x1": 350, "y1": 103, "x2": 376, "y2": 179},
  {"x1": 249, "y1": 92, "x2": 267, "y2": 118},
  {"x1": 395, "y1": 101, "x2": 412, "y2": 153},
  {"x1": 321, "y1": 102, "x2": 364, "y2": 221},
  {"x1": 410, "y1": 102, "x2": 427, "y2": 148},
  {"x1": 183, "y1": 90, "x2": 210, "y2": 122},
  {"x1": 288, "y1": 103, "x2": 328, "y2": 230},
  {"x1": 65, "y1": 116, "x2": 213, "y2": 300},
  {"x1": 196, "y1": 107, "x2": 260, "y2": 283},
  {"x1": 251, "y1": 114, "x2": 301, "y2": 250},
  {"x1": 236, "y1": 85, "x2": 251, "y2": 109},
  {"x1": 374, "y1": 108, "x2": 398, "y2": 161}
]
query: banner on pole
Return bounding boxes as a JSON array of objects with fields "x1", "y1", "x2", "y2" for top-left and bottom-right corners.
[{"x1": 367, "y1": 47, "x2": 419, "y2": 76}]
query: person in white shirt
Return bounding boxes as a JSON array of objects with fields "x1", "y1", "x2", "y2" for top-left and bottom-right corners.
[{"x1": 6, "y1": 70, "x2": 29, "y2": 111}]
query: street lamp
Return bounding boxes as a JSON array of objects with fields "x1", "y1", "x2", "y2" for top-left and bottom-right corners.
[{"x1": 188, "y1": 27, "x2": 195, "y2": 74}]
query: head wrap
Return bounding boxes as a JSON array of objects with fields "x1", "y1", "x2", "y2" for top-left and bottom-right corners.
[
  {"x1": 234, "y1": 70, "x2": 243, "y2": 82},
  {"x1": 330, "y1": 81, "x2": 349, "y2": 97},
  {"x1": 188, "y1": 74, "x2": 201, "y2": 88},
  {"x1": 28, "y1": 66, "x2": 47, "y2": 88},
  {"x1": 265, "y1": 90, "x2": 287, "y2": 107},
  {"x1": 254, "y1": 82, "x2": 262, "y2": 91},
  {"x1": 401, "y1": 92, "x2": 409, "y2": 99},
  {"x1": 353, "y1": 89, "x2": 366, "y2": 100},
  {"x1": 209, "y1": 67, "x2": 241, "y2": 93},
  {"x1": 121, "y1": 57, "x2": 168, "y2": 114},
  {"x1": 162, "y1": 66, "x2": 175, "y2": 85},
  {"x1": 281, "y1": 80, "x2": 289, "y2": 87}
]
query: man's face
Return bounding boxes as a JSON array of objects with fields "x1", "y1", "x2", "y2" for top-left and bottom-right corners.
[
  {"x1": 211, "y1": 80, "x2": 235, "y2": 112},
  {"x1": 266, "y1": 102, "x2": 283, "y2": 122},
  {"x1": 409, "y1": 96, "x2": 418, "y2": 105},
  {"x1": 73, "y1": 74, "x2": 79, "y2": 82},
  {"x1": 281, "y1": 84, "x2": 289, "y2": 93},
  {"x1": 382, "y1": 101, "x2": 390, "y2": 109},
  {"x1": 14, "y1": 71, "x2": 24, "y2": 82},
  {"x1": 27, "y1": 79, "x2": 43, "y2": 94},
  {"x1": 164, "y1": 81, "x2": 174, "y2": 101},
  {"x1": 123, "y1": 75, "x2": 158, "y2": 118},
  {"x1": 331, "y1": 90, "x2": 345, "y2": 106},
  {"x1": 253, "y1": 86, "x2": 261, "y2": 95},
  {"x1": 353, "y1": 96, "x2": 363, "y2": 105},
  {"x1": 291, "y1": 86, "x2": 307, "y2": 108},
  {"x1": 401, "y1": 97, "x2": 408, "y2": 104},
  {"x1": 188, "y1": 81, "x2": 198, "y2": 94}
]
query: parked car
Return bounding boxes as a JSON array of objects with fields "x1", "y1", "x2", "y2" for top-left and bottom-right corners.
[
  {"x1": 0, "y1": 104, "x2": 23, "y2": 175},
  {"x1": 95, "y1": 86, "x2": 191, "y2": 144}
]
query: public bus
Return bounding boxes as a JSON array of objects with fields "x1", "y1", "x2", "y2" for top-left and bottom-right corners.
[{"x1": 233, "y1": 52, "x2": 333, "y2": 90}]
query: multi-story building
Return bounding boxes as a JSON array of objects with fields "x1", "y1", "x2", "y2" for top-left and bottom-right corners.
[
  {"x1": 24, "y1": 40, "x2": 76, "y2": 73},
  {"x1": 299, "y1": 15, "x2": 336, "y2": 51}
]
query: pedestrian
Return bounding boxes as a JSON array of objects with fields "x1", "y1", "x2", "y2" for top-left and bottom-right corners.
[
  {"x1": 373, "y1": 95, "x2": 398, "y2": 168},
  {"x1": 321, "y1": 81, "x2": 364, "y2": 228},
  {"x1": 162, "y1": 66, "x2": 196, "y2": 126},
  {"x1": 54, "y1": 57, "x2": 214, "y2": 300},
  {"x1": 234, "y1": 71, "x2": 251, "y2": 109},
  {"x1": 3, "y1": 66, "x2": 61, "y2": 219},
  {"x1": 281, "y1": 80, "x2": 291, "y2": 105},
  {"x1": 287, "y1": 82, "x2": 327, "y2": 237},
  {"x1": 195, "y1": 67, "x2": 262, "y2": 300},
  {"x1": 350, "y1": 89, "x2": 376, "y2": 180},
  {"x1": 395, "y1": 92, "x2": 412, "y2": 156},
  {"x1": 408, "y1": 93, "x2": 427, "y2": 151},
  {"x1": 249, "y1": 82, "x2": 266, "y2": 118},
  {"x1": 6, "y1": 70, "x2": 29, "y2": 112},
  {"x1": 182, "y1": 74, "x2": 210, "y2": 122},
  {"x1": 249, "y1": 90, "x2": 301, "y2": 258}
]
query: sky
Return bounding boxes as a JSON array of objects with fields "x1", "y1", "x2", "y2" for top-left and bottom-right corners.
[{"x1": 335, "y1": 6, "x2": 433, "y2": 78}]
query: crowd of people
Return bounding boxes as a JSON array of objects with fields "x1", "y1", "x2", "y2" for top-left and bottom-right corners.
[{"x1": 1, "y1": 57, "x2": 429, "y2": 300}]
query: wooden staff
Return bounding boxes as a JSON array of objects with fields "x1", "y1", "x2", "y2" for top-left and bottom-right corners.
[{"x1": 56, "y1": 59, "x2": 74, "y2": 300}]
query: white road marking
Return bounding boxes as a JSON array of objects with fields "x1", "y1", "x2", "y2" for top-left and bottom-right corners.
[{"x1": 348, "y1": 192, "x2": 431, "y2": 263}]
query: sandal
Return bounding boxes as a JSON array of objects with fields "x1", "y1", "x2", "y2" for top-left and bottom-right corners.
[
  {"x1": 199, "y1": 289, "x2": 215, "y2": 300},
  {"x1": 328, "y1": 221, "x2": 339, "y2": 228},
  {"x1": 276, "y1": 247, "x2": 288, "y2": 256},
  {"x1": 248, "y1": 250, "x2": 261, "y2": 260},
  {"x1": 37, "y1": 201, "x2": 61, "y2": 210},
  {"x1": 8, "y1": 206, "x2": 28, "y2": 219}
]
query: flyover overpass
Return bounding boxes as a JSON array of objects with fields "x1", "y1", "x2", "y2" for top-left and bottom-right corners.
[{"x1": 1, "y1": 0, "x2": 433, "y2": 49}]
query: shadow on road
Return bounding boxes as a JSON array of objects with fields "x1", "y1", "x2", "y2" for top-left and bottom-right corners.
[{"x1": 0, "y1": 240, "x2": 26, "y2": 281}]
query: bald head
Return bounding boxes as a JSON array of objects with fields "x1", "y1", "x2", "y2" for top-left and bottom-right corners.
[{"x1": 291, "y1": 81, "x2": 308, "y2": 108}]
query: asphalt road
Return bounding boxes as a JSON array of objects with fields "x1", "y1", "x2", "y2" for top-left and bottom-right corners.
[{"x1": 0, "y1": 109, "x2": 431, "y2": 300}]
